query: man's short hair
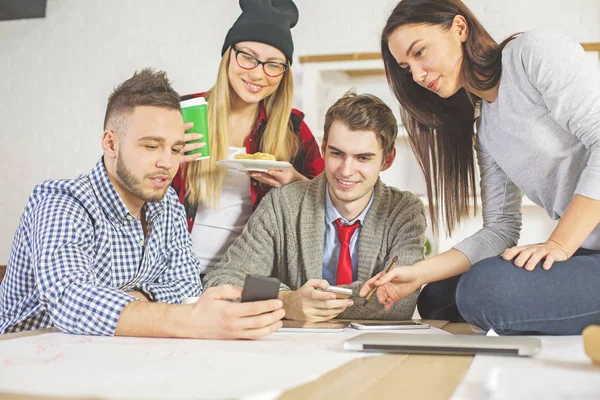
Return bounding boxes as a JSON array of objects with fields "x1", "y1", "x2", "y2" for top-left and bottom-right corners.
[
  {"x1": 323, "y1": 91, "x2": 398, "y2": 156},
  {"x1": 103, "y1": 68, "x2": 180, "y2": 133}
]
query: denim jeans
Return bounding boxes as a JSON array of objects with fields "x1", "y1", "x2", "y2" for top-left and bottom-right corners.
[
  {"x1": 417, "y1": 275, "x2": 465, "y2": 322},
  {"x1": 456, "y1": 248, "x2": 600, "y2": 335}
]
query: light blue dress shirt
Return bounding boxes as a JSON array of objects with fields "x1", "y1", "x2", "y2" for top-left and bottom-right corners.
[{"x1": 322, "y1": 185, "x2": 374, "y2": 285}]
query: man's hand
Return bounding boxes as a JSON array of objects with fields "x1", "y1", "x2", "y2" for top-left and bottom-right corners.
[
  {"x1": 188, "y1": 285, "x2": 285, "y2": 340},
  {"x1": 359, "y1": 267, "x2": 421, "y2": 311},
  {"x1": 179, "y1": 122, "x2": 207, "y2": 164},
  {"x1": 278, "y1": 279, "x2": 353, "y2": 322},
  {"x1": 501, "y1": 240, "x2": 569, "y2": 271},
  {"x1": 116, "y1": 285, "x2": 283, "y2": 339},
  {"x1": 249, "y1": 167, "x2": 308, "y2": 188}
]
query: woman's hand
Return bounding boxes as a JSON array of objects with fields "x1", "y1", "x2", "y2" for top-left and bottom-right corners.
[
  {"x1": 180, "y1": 122, "x2": 207, "y2": 164},
  {"x1": 501, "y1": 240, "x2": 569, "y2": 271},
  {"x1": 359, "y1": 267, "x2": 422, "y2": 311},
  {"x1": 248, "y1": 167, "x2": 308, "y2": 188}
]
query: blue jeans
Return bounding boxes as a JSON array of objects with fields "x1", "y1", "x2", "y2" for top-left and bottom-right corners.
[
  {"x1": 456, "y1": 248, "x2": 600, "y2": 335},
  {"x1": 417, "y1": 274, "x2": 465, "y2": 322}
]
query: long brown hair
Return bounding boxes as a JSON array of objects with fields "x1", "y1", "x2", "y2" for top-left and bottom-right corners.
[
  {"x1": 185, "y1": 47, "x2": 299, "y2": 209},
  {"x1": 381, "y1": 0, "x2": 515, "y2": 235}
]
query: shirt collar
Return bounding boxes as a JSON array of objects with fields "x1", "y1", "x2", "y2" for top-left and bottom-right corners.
[
  {"x1": 89, "y1": 157, "x2": 163, "y2": 226},
  {"x1": 325, "y1": 183, "x2": 374, "y2": 226}
]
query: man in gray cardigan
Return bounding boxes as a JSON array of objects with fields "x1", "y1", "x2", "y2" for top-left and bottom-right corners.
[{"x1": 204, "y1": 93, "x2": 426, "y2": 321}]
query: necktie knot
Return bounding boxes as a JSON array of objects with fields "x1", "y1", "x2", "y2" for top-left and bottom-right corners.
[{"x1": 333, "y1": 219, "x2": 361, "y2": 245}]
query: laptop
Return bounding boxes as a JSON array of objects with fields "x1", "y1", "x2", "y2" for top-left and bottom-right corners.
[{"x1": 344, "y1": 333, "x2": 541, "y2": 356}]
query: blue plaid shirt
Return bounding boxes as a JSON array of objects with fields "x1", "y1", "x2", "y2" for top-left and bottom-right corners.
[{"x1": 0, "y1": 158, "x2": 202, "y2": 335}]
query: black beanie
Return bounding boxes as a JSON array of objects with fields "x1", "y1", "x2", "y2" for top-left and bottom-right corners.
[{"x1": 221, "y1": 0, "x2": 299, "y2": 64}]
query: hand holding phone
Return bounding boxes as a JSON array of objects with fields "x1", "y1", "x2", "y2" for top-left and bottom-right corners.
[
  {"x1": 324, "y1": 285, "x2": 353, "y2": 299},
  {"x1": 179, "y1": 284, "x2": 284, "y2": 340},
  {"x1": 278, "y1": 279, "x2": 354, "y2": 322},
  {"x1": 241, "y1": 275, "x2": 281, "y2": 303}
]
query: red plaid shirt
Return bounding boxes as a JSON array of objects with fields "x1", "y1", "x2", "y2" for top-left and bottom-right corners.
[{"x1": 172, "y1": 92, "x2": 325, "y2": 232}]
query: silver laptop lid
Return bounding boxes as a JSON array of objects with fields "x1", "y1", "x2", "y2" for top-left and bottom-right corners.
[{"x1": 344, "y1": 333, "x2": 541, "y2": 356}]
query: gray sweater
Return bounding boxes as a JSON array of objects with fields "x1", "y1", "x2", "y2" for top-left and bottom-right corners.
[
  {"x1": 204, "y1": 174, "x2": 427, "y2": 320},
  {"x1": 455, "y1": 31, "x2": 600, "y2": 264}
]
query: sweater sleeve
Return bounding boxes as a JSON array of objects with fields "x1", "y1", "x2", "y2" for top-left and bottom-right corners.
[
  {"x1": 521, "y1": 32, "x2": 600, "y2": 200},
  {"x1": 453, "y1": 137, "x2": 523, "y2": 264},
  {"x1": 203, "y1": 191, "x2": 287, "y2": 290},
  {"x1": 338, "y1": 193, "x2": 427, "y2": 320}
]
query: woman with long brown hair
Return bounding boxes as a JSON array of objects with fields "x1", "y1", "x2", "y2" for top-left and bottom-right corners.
[
  {"x1": 172, "y1": 0, "x2": 324, "y2": 276},
  {"x1": 360, "y1": 0, "x2": 600, "y2": 335}
]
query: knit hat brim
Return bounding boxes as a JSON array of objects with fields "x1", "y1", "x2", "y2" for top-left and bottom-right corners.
[
  {"x1": 222, "y1": 21, "x2": 294, "y2": 64},
  {"x1": 221, "y1": 0, "x2": 298, "y2": 65}
]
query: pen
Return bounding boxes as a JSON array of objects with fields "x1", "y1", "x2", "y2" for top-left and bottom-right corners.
[{"x1": 363, "y1": 255, "x2": 398, "y2": 306}]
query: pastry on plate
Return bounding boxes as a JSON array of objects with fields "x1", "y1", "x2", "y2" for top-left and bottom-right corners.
[{"x1": 234, "y1": 152, "x2": 276, "y2": 161}]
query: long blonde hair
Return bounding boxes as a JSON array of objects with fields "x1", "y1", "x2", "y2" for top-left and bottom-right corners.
[{"x1": 185, "y1": 47, "x2": 299, "y2": 209}]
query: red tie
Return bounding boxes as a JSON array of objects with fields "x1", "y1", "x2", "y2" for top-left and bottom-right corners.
[{"x1": 333, "y1": 219, "x2": 361, "y2": 285}]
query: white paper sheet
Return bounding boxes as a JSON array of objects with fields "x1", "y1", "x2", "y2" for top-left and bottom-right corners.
[
  {"x1": 0, "y1": 325, "x2": 449, "y2": 400},
  {"x1": 451, "y1": 336, "x2": 600, "y2": 400},
  {"x1": 484, "y1": 367, "x2": 600, "y2": 400}
]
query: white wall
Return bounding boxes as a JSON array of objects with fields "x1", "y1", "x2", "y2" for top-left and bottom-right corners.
[{"x1": 1, "y1": 0, "x2": 599, "y2": 263}]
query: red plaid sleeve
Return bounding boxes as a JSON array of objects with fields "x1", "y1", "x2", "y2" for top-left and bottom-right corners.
[{"x1": 292, "y1": 109, "x2": 324, "y2": 179}]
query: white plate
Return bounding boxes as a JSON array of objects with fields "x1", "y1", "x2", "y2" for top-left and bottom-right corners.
[{"x1": 216, "y1": 159, "x2": 293, "y2": 173}]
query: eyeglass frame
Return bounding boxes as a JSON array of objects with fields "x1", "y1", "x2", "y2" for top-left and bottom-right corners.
[{"x1": 232, "y1": 47, "x2": 289, "y2": 78}]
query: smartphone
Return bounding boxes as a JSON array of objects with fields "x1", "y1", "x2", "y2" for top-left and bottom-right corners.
[
  {"x1": 324, "y1": 285, "x2": 353, "y2": 299},
  {"x1": 240, "y1": 275, "x2": 281, "y2": 303},
  {"x1": 350, "y1": 321, "x2": 431, "y2": 330}
]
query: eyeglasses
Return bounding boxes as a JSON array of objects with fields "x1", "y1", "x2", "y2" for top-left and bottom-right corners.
[{"x1": 232, "y1": 47, "x2": 289, "y2": 78}]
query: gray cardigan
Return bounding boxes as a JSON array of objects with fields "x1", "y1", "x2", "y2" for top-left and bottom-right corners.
[{"x1": 204, "y1": 174, "x2": 427, "y2": 320}]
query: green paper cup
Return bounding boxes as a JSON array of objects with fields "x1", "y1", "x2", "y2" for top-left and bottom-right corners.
[{"x1": 181, "y1": 97, "x2": 210, "y2": 160}]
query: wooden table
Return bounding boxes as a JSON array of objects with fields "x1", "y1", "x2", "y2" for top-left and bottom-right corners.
[
  {"x1": 0, "y1": 321, "x2": 476, "y2": 400},
  {"x1": 280, "y1": 320, "x2": 475, "y2": 400}
]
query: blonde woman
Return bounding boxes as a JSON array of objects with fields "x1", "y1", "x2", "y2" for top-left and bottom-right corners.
[{"x1": 172, "y1": 0, "x2": 324, "y2": 275}]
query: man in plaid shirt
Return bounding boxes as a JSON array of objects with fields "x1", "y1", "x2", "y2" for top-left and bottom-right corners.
[{"x1": 0, "y1": 69, "x2": 284, "y2": 339}]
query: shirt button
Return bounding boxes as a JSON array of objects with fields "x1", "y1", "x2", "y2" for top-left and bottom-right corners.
[
  {"x1": 127, "y1": 215, "x2": 133, "y2": 221},
  {"x1": 253, "y1": 182, "x2": 257, "y2": 186},
  {"x1": 115, "y1": 223, "x2": 121, "y2": 230},
  {"x1": 138, "y1": 239, "x2": 144, "y2": 246},
  {"x1": 249, "y1": 138, "x2": 252, "y2": 142}
]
